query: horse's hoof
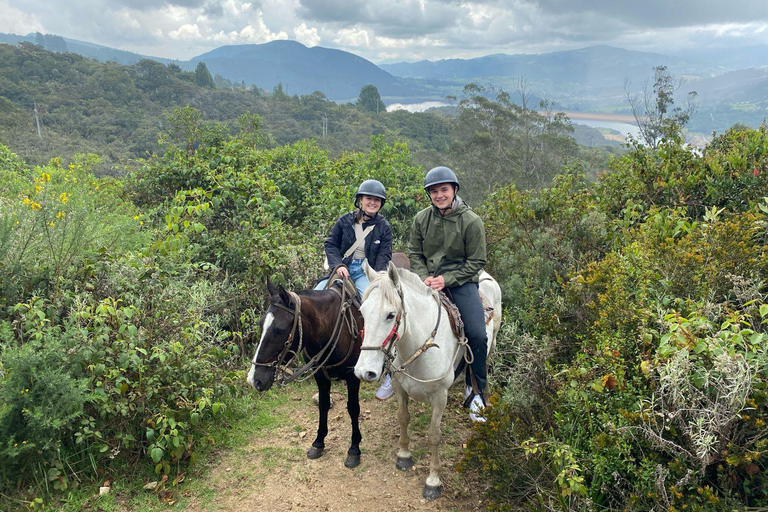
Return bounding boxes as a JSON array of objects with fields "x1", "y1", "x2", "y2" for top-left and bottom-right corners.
[
  {"x1": 344, "y1": 454, "x2": 360, "y2": 468},
  {"x1": 422, "y1": 484, "x2": 442, "y2": 500},
  {"x1": 307, "y1": 446, "x2": 324, "y2": 459},
  {"x1": 396, "y1": 456, "x2": 414, "y2": 471}
]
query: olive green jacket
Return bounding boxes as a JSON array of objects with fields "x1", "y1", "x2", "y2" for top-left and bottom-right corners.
[{"x1": 408, "y1": 196, "x2": 487, "y2": 288}]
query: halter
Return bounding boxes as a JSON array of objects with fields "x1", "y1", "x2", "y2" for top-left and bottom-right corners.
[
  {"x1": 361, "y1": 282, "x2": 458, "y2": 379},
  {"x1": 250, "y1": 290, "x2": 303, "y2": 377},
  {"x1": 250, "y1": 283, "x2": 360, "y2": 386}
]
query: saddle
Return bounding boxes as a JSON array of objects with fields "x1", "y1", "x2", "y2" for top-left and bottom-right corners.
[
  {"x1": 326, "y1": 272, "x2": 362, "y2": 310},
  {"x1": 438, "y1": 290, "x2": 496, "y2": 341}
]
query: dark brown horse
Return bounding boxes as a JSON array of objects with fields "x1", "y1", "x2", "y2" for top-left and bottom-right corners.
[{"x1": 246, "y1": 278, "x2": 363, "y2": 467}]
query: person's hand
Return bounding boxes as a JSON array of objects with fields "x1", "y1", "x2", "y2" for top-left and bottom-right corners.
[
  {"x1": 336, "y1": 266, "x2": 350, "y2": 279},
  {"x1": 424, "y1": 275, "x2": 445, "y2": 291}
]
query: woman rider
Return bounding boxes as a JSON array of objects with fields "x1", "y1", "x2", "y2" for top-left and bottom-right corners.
[
  {"x1": 408, "y1": 166, "x2": 489, "y2": 422},
  {"x1": 315, "y1": 179, "x2": 393, "y2": 299}
]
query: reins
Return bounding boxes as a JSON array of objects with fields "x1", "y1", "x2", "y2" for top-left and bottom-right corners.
[{"x1": 251, "y1": 282, "x2": 361, "y2": 386}]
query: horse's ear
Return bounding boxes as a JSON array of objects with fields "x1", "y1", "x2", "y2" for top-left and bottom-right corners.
[
  {"x1": 387, "y1": 260, "x2": 399, "y2": 285},
  {"x1": 277, "y1": 285, "x2": 291, "y2": 305},
  {"x1": 266, "y1": 279, "x2": 279, "y2": 297},
  {"x1": 363, "y1": 259, "x2": 378, "y2": 281}
]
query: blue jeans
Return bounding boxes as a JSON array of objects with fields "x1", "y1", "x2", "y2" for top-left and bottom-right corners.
[{"x1": 315, "y1": 259, "x2": 370, "y2": 297}]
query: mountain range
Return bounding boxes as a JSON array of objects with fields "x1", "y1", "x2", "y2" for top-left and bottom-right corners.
[
  {"x1": 2, "y1": 31, "x2": 768, "y2": 132},
  {"x1": 189, "y1": 41, "x2": 417, "y2": 101}
]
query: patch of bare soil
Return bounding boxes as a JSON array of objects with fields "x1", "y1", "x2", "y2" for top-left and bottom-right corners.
[{"x1": 183, "y1": 382, "x2": 487, "y2": 512}]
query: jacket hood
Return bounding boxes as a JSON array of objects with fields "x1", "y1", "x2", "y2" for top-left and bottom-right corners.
[{"x1": 431, "y1": 195, "x2": 469, "y2": 219}]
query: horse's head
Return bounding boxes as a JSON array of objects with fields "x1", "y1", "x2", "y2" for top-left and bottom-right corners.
[
  {"x1": 354, "y1": 261, "x2": 403, "y2": 383},
  {"x1": 246, "y1": 279, "x2": 301, "y2": 392}
]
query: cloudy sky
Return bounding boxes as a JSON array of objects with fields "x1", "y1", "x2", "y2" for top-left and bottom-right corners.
[{"x1": 2, "y1": 0, "x2": 768, "y2": 63}]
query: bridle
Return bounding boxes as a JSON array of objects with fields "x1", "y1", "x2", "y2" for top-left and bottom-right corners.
[
  {"x1": 249, "y1": 290, "x2": 303, "y2": 379},
  {"x1": 250, "y1": 284, "x2": 360, "y2": 386},
  {"x1": 361, "y1": 282, "x2": 456, "y2": 379}
]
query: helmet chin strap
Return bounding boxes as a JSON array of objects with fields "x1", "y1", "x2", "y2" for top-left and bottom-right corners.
[
  {"x1": 432, "y1": 196, "x2": 456, "y2": 217},
  {"x1": 359, "y1": 208, "x2": 377, "y2": 222}
]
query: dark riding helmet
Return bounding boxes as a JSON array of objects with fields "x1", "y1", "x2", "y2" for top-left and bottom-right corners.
[
  {"x1": 355, "y1": 179, "x2": 387, "y2": 208},
  {"x1": 424, "y1": 166, "x2": 460, "y2": 192}
]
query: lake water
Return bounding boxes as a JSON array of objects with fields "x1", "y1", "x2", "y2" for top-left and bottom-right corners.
[
  {"x1": 386, "y1": 101, "x2": 450, "y2": 113},
  {"x1": 572, "y1": 118, "x2": 641, "y2": 139},
  {"x1": 386, "y1": 101, "x2": 641, "y2": 138}
]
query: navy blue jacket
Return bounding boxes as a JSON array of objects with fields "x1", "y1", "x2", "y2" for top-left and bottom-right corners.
[{"x1": 324, "y1": 211, "x2": 392, "y2": 272}]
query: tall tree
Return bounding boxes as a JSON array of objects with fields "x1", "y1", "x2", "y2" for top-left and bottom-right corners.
[
  {"x1": 193, "y1": 62, "x2": 216, "y2": 89},
  {"x1": 449, "y1": 82, "x2": 577, "y2": 202},
  {"x1": 356, "y1": 84, "x2": 386, "y2": 114},
  {"x1": 625, "y1": 65, "x2": 697, "y2": 148}
]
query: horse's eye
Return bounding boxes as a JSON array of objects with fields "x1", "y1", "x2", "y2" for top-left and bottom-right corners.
[{"x1": 386, "y1": 312, "x2": 395, "y2": 320}]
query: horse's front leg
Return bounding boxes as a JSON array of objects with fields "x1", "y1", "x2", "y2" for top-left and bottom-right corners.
[
  {"x1": 307, "y1": 372, "x2": 332, "y2": 460},
  {"x1": 344, "y1": 373, "x2": 362, "y2": 468},
  {"x1": 423, "y1": 389, "x2": 448, "y2": 500},
  {"x1": 394, "y1": 378, "x2": 414, "y2": 471}
]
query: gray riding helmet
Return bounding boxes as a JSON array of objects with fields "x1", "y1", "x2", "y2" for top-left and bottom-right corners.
[
  {"x1": 424, "y1": 166, "x2": 460, "y2": 191},
  {"x1": 355, "y1": 179, "x2": 387, "y2": 207}
]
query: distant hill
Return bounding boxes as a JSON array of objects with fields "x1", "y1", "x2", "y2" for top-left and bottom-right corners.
[
  {"x1": 0, "y1": 32, "x2": 172, "y2": 66},
  {"x1": 2, "y1": 31, "x2": 767, "y2": 132},
  {"x1": 380, "y1": 45, "x2": 695, "y2": 90},
  {"x1": 681, "y1": 68, "x2": 768, "y2": 104},
  {"x1": 0, "y1": 33, "x2": 426, "y2": 102},
  {"x1": 188, "y1": 40, "x2": 425, "y2": 101},
  {"x1": 670, "y1": 45, "x2": 768, "y2": 73}
]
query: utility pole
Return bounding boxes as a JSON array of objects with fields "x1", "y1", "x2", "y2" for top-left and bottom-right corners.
[
  {"x1": 34, "y1": 102, "x2": 42, "y2": 139},
  {"x1": 322, "y1": 114, "x2": 328, "y2": 138}
]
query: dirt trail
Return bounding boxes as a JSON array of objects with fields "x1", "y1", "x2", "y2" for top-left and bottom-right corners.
[{"x1": 183, "y1": 382, "x2": 486, "y2": 512}]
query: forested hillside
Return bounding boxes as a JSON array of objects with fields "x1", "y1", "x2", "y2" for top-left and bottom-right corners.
[
  {"x1": 0, "y1": 42, "x2": 451, "y2": 170},
  {"x1": 0, "y1": 42, "x2": 617, "y2": 203}
]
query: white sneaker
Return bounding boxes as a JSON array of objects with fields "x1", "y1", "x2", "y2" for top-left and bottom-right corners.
[
  {"x1": 375, "y1": 374, "x2": 394, "y2": 400},
  {"x1": 469, "y1": 395, "x2": 486, "y2": 423}
]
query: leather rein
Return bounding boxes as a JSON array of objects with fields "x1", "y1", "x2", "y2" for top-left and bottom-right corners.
[{"x1": 250, "y1": 284, "x2": 360, "y2": 386}]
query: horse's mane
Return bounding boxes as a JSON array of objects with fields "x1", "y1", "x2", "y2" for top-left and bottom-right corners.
[{"x1": 364, "y1": 267, "x2": 438, "y2": 311}]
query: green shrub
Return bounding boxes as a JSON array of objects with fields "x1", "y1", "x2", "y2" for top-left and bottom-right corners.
[
  {"x1": 465, "y1": 127, "x2": 768, "y2": 511},
  {"x1": 0, "y1": 335, "x2": 88, "y2": 489}
]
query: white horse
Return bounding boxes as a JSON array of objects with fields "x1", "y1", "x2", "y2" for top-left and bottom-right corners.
[{"x1": 354, "y1": 261, "x2": 502, "y2": 500}]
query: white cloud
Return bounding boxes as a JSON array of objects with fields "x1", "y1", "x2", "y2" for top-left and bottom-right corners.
[
  {"x1": 4, "y1": 0, "x2": 768, "y2": 62},
  {"x1": 169, "y1": 23, "x2": 202, "y2": 40},
  {"x1": 238, "y1": 17, "x2": 288, "y2": 43},
  {"x1": 0, "y1": 2, "x2": 44, "y2": 33},
  {"x1": 334, "y1": 27, "x2": 371, "y2": 48},
  {"x1": 294, "y1": 22, "x2": 320, "y2": 46}
]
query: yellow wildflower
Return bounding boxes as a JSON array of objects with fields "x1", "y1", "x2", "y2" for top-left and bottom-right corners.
[
  {"x1": 49, "y1": 221, "x2": 55, "y2": 227},
  {"x1": 30, "y1": 202, "x2": 41, "y2": 210},
  {"x1": 57, "y1": 211, "x2": 66, "y2": 219},
  {"x1": 60, "y1": 192, "x2": 69, "y2": 204},
  {"x1": 23, "y1": 197, "x2": 30, "y2": 205},
  {"x1": 41, "y1": 172, "x2": 50, "y2": 182}
]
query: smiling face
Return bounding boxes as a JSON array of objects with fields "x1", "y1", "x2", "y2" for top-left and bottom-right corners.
[
  {"x1": 359, "y1": 194, "x2": 383, "y2": 217},
  {"x1": 427, "y1": 183, "x2": 456, "y2": 211}
]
